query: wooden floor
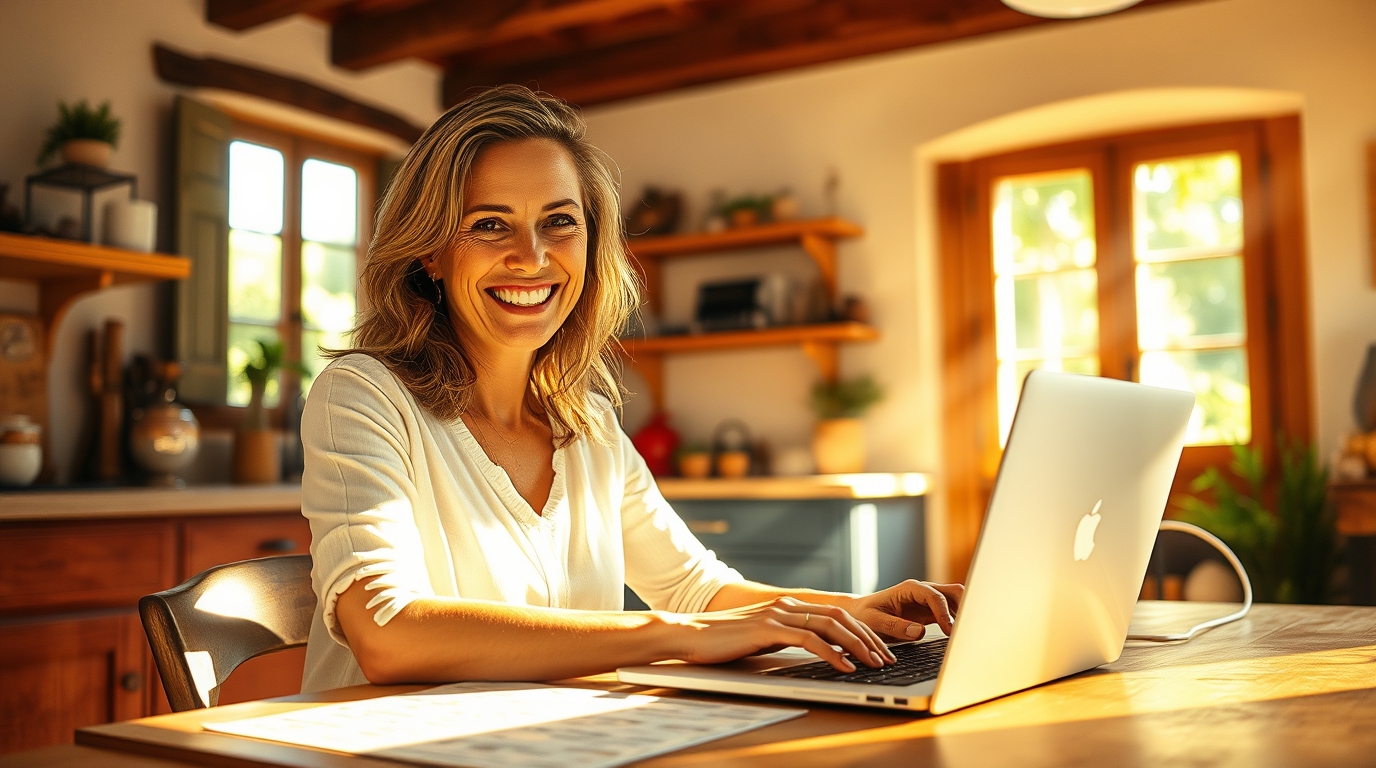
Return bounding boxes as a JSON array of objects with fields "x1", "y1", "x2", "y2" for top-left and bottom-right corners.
[{"x1": 7, "y1": 602, "x2": 1374, "y2": 767}]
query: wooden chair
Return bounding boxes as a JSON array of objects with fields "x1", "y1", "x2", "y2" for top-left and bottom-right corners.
[{"x1": 139, "y1": 554, "x2": 316, "y2": 711}]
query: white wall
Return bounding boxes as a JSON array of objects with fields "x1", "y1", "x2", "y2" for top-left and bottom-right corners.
[
  {"x1": 0, "y1": 0, "x2": 440, "y2": 482},
  {"x1": 582, "y1": 0, "x2": 1376, "y2": 579}
]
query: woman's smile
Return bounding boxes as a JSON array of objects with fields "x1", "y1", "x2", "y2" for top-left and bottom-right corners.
[{"x1": 486, "y1": 283, "x2": 559, "y2": 313}]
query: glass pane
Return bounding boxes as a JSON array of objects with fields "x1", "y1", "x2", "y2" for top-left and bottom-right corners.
[
  {"x1": 228, "y1": 229, "x2": 282, "y2": 323},
  {"x1": 226, "y1": 324, "x2": 281, "y2": 408},
  {"x1": 1136, "y1": 256, "x2": 1245, "y2": 351},
  {"x1": 1134, "y1": 152, "x2": 1242, "y2": 260},
  {"x1": 997, "y1": 356, "x2": 1100, "y2": 446},
  {"x1": 1139, "y1": 348, "x2": 1251, "y2": 446},
  {"x1": 992, "y1": 170, "x2": 1095, "y2": 276},
  {"x1": 1001, "y1": 269, "x2": 1099, "y2": 355},
  {"x1": 228, "y1": 141, "x2": 285, "y2": 235},
  {"x1": 301, "y1": 159, "x2": 358, "y2": 245},
  {"x1": 301, "y1": 328, "x2": 349, "y2": 397}
]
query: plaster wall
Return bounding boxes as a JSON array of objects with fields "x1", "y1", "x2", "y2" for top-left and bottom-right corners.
[
  {"x1": 0, "y1": 0, "x2": 441, "y2": 482},
  {"x1": 580, "y1": 0, "x2": 1376, "y2": 579}
]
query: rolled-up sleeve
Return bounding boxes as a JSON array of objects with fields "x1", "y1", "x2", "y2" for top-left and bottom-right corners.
[
  {"x1": 301, "y1": 361, "x2": 434, "y2": 647},
  {"x1": 619, "y1": 433, "x2": 742, "y2": 614}
]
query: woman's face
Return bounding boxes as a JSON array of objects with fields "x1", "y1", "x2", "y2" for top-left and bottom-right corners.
[{"x1": 429, "y1": 138, "x2": 588, "y2": 360}]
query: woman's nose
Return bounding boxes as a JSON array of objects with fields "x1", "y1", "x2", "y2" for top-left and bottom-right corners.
[{"x1": 506, "y1": 228, "x2": 548, "y2": 272}]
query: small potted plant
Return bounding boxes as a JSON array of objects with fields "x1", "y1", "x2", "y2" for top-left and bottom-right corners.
[
  {"x1": 232, "y1": 339, "x2": 304, "y2": 484},
  {"x1": 38, "y1": 99, "x2": 122, "y2": 168},
  {"x1": 809, "y1": 376, "x2": 883, "y2": 474}
]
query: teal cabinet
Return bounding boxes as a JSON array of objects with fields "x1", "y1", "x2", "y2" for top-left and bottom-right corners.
[{"x1": 626, "y1": 497, "x2": 925, "y2": 609}]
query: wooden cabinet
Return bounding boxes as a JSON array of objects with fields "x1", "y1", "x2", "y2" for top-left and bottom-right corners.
[{"x1": 0, "y1": 501, "x2": 306, "y2": 754}]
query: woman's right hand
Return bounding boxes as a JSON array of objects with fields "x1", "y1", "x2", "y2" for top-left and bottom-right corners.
[{"x1": 659, "y1": 596, "x2": 893, "y2": 672}]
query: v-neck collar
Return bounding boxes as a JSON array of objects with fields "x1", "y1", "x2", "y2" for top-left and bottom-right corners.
[{"x1": 453, "y1": 416, "x2": 566, "y2": 528}]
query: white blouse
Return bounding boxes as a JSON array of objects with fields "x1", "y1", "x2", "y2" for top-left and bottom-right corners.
[{"x1": 299, "y1": 354, "x2": 742, "y2": 693}]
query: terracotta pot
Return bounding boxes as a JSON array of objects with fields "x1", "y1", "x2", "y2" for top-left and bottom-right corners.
[
  {"x1": 678, "y1": 452, "x2": 711, "y2": 479},
  {"x1": 62, "y1": 139, "x2": 112, "y2": 167},
  {"x1": 716, "y1": 450, "x2": 751, "y2": 479},
  {"x1": 812, "y1": 418, "x2": 865, "y2": 474},
  {"x1": 233, "y1": 429, "x2": 281, "y2": 484}
]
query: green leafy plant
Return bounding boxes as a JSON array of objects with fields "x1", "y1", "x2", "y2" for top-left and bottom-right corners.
[
  {"x1": 809, "y1": 376, "x2": 884, "y2": 420},
  {"x1": 37, "y1": 99, "x2": 122, "y2": 166},
  {"x1": 239, "y1": 339, "x2": 307, "y2": 388},
  {"x1": 1172, "y1": 437, "x2": 1340, "y2": 603},
  {"x1": 718, "y1": 193, "x2": 772, "y2": 219}
]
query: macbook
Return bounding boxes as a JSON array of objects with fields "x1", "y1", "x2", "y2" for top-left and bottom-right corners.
[{"x1": 618, "y1": 371, "x2": 1194, "y2": 714}]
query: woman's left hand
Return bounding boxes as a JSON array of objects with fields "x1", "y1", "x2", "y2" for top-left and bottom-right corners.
[{"x1": 843, "y1": 580, "x2": 965, "y2": 641}]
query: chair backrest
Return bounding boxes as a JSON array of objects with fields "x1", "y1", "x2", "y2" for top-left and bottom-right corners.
[{"x1": 139, "y1": 554, "x2": 315, "y2": 711}]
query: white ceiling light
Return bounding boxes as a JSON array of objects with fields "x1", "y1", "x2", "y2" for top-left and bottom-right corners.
[{"x1": 1003, "y1": 0, "x2": 1143, "y2": 18}]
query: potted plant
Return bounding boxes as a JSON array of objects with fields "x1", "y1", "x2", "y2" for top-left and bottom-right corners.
[
  {"x1": 809, "y1": 376, "x2": 883, "y2": 474},
  {"x1": 38, "y1": 99, "x2": 121, "y2": 168},
  {"x1": 1172, "y1": 437, "x2": 1341, "y2": 603},
  {"x1": 232, "y1": 339, "x2": 304, "y2": 484}
]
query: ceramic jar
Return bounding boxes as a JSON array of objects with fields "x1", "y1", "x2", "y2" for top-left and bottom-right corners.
[
  {"x1": 0, "y1": 415, "x2": 42, "y2": 486},
  {"x1": 130, "y1": 395, "x2": 200, "y2": 487},
  {"x1": 812, "y1": 417, "x2": 865, "y2": 474}
]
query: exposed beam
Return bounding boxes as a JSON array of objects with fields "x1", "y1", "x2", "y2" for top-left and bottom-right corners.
[
  {"x1": 206, "y1": 0, "x2": 353, "y2": 31},
  {"x1": 443, "y1": 0, "x2": 1193, "y2": 107},
  {"x1": 153, "y1": 44, "x2": 425, "y2": 143},
  {"x1": 332, "y1": 0, "x2": 702, "y2": 71}
]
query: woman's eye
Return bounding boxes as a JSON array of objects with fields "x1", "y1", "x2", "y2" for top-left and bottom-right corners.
[
  {"x1": 547, "y1": 214, "x2": 577, "y2": 228},
  {"x1": 471, "y1": 218, "x2": 502, "y2": 232}
]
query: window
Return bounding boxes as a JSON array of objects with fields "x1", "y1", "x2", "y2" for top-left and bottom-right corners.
[
  {"x1": 224, "y1": 124, "x2": 373, "y2": 408},
  {"x1": 938, "y1": 117, "x2": 1312, "y2": 580}
]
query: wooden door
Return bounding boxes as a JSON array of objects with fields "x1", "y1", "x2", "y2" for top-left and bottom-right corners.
[{"x1": 0, "y1": 611, "x2": 147, "y2": 754}]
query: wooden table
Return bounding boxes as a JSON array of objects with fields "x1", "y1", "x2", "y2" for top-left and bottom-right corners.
[{"x1": 5, "y1": 602, "x2": 1375, "y2": 767}]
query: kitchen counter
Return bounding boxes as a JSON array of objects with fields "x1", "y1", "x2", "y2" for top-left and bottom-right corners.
[
  {"x1": 0, "y1": 484, "x2": 301, "y2": 522},
  {"x1": 655, "y1": 472, "x2": 930, "y2": 500}
]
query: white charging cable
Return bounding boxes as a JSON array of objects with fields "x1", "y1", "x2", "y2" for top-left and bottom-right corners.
[{"x1": 1126, "y1": 520, "x2": 1253, "y2": 642}]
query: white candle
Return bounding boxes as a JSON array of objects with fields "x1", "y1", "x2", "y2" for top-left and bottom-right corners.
[{"x1": 103, "y1": 198, "x2": 158, "y2": 252}]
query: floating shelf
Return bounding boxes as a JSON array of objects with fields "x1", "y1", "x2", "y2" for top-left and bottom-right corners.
[{"x1": 0, "y1": 232, "x2": 190, "y2": 354}]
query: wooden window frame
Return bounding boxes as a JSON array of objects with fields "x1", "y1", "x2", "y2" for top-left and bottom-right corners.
[
  {"x1": 195, "y1": 121, "x2": 376, "y2": 431},
  {"x1": 938, "y1": 116, "x2": 1312, "y2": 581}
]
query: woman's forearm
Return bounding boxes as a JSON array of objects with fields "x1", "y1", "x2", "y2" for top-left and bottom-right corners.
[
  {"x1": 336, "y1": 578, "x2": 685, "y2": 683},
  {"x1": 706, "y1": 580, "x2": 856, "y2": 612}
]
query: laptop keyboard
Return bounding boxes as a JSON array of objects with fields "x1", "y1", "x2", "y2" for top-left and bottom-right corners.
[{"x1": 762, "y1": 638, "x2": 948, "y2": 687}]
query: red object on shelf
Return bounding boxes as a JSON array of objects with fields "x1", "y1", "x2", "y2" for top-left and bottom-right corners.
[{"x1": 632, "y1": 412, "x2": 679, "y2": 476}]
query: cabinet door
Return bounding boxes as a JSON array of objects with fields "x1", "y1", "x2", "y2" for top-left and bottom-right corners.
[{"x1": 0, "y1": 611, "x2": 147, "y2": 754}]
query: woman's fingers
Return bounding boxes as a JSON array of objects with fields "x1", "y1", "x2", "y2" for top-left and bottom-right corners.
[
  {"x1": 775, "y1": 609, "x2": 883, "y2": 667},
  {"x1": 778, "y1": 627, "x2": 856, "y2": 672},
  {"x1": 773, "y1": 600, "x2": 890, "y2": 667}
]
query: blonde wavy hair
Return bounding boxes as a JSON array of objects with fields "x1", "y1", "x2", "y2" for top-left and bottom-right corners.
[{"x1": 329, "y1": 85, "x2": 639, "y2": 445}]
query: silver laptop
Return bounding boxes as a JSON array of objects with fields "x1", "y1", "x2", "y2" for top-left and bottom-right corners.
[{"x1": 618, "y1": 371, "x2": 1194, "y2": 714}]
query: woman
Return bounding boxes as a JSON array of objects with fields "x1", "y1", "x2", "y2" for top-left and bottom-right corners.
[{"x1": 300, "y1": 85, "x2": 962, "y2": 693}]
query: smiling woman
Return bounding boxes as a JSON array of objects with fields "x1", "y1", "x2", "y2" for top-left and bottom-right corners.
[{"x1": 298, "y1": 85, "x2": 962, "y2": 694}]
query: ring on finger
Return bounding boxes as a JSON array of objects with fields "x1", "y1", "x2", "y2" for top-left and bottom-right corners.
[{"x1": 804, "y1": 613, "x2": 811, "y2": 626}]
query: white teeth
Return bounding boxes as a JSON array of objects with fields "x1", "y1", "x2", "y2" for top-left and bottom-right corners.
[{"x1": 492, "y1": 286, "x2": 552, "y2": 306}]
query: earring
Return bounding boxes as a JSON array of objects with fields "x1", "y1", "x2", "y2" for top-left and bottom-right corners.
[{"x1": 409, "y1": 259, "x2": 444, "y2": 307}]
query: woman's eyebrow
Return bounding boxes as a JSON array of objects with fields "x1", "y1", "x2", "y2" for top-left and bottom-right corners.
[
  {"x1": 463, "y1": 203, "x2": 513, "y2": 215},
  {"x1": 543, "y1": 198, "x2": 580, "y2": 211}
]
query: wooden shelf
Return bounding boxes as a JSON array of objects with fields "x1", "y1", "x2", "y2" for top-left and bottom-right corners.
[
  {"x1": 629, "y1": 217, "x2": 862, "y2": 259},
  {"x1": 628, "y1": 217, "x2": 862, "y2": 313},
  {"x1": 0, "y1": 232, "x2": 190, "y2": 354},
  {"x1": 622, "y1": 218, "x2": 871, "y2": 409},
  {"x1": 656, "y1": 473, "x2": 929, "y2": 501},
  {"x1": 622, "y1": 321, "x2": 877, "y2": 355}
]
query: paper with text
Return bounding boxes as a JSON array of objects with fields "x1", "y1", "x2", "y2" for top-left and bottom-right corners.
[{"x1": 204, "y1": 682, "x2": 805, "y2": 768}]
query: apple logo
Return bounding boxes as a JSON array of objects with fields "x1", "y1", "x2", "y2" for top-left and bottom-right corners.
[{"x1": 1074, "y1": 500, "x2": 1103, "y2": 561}]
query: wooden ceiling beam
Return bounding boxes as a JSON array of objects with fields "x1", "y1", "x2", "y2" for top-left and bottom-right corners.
[
  {"x1": 153, "y1": 45, "x2": 425, "y2": 143},
  {"x1": 206, "y1": 0, "x2": 354, "y2": 31},
  {"x1": 331, "y1": 0, "x2": 705, "y2": 71},
  {"x1": 442, "y1": 0, "x2": 1193, "y2": 107}
]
